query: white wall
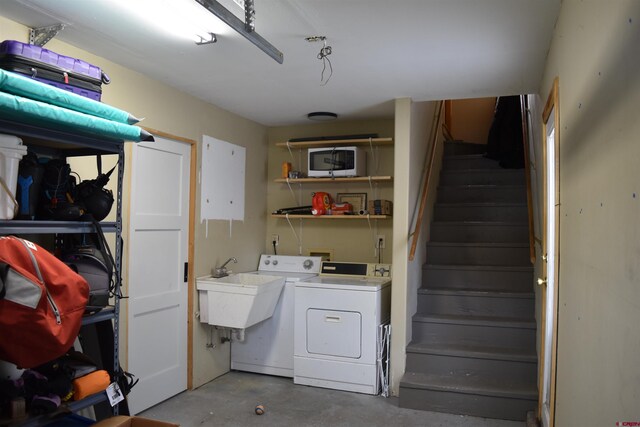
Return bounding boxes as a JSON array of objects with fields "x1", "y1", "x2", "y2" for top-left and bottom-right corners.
[
  {"x1": 539, "y1": 1, "x2": 640, "y2": 424},
  {"x1": 390, "y1": 98, "x2": 438, "y2": 394},
  {"x1": 0, "y1": 15, "x2": 269, "y2": 389}
]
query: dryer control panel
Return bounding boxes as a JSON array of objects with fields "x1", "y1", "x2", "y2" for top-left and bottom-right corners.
[
  {"x1": 319, "y1": 262, "x2": 392, "y2": 278},
  {"x1": 370, "y1": 264, "x2": 392, "y2": 278}
]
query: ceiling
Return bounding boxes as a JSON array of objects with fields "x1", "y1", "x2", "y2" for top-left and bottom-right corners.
[{"x1": 0, "y1": 0, "x2": 561, "y2": 126}]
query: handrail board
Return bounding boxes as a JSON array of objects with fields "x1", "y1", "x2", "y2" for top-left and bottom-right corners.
[
  {"x1": 409, "y1": 100, "x2": 445, "y2": 261},
  {"x1": 520, "y1": 95, "x2": 536, "y2": 264}
]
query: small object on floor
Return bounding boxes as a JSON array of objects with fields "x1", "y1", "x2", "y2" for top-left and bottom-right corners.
[{"x1": 255, "y1": 404, "x2": 265, "y2": 415}]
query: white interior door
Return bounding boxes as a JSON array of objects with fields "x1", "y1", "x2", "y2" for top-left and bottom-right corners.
[{"x1": 127, "y1": 136, "x2": 191, "y2": 413}]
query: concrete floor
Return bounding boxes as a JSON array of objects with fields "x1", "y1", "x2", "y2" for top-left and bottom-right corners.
[{"x1": 140, "y1": 371, "x2": 525, "y2": 427}]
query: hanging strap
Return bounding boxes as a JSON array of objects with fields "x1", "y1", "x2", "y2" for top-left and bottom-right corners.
[
  {"x1": 0, "y1": 176, "x2": 19, "y2": 218},
  {"x1": 97, "y1": 154, "x2": 103, "y2": 175},
  {"x1": 91, "y1": 218, "x2": 116, "y2": 295}
]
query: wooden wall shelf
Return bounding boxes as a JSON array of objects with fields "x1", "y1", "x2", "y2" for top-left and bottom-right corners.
[
  {"x1": 276, "y1": 137, "x2": 393, "y2": 149},
  {"x1": 272, "y1": 214, "x2": 391, "y2": 220},
  {"x1": 274, "y1": 176, "x2": 393, "y2": 184}
]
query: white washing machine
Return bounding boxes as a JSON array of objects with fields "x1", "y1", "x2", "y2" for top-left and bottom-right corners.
[
  {"x1": 294, "y1": 262, "x2": 392, "y2": 395},
  {"x1": 231, "y1": 254, "x2": 322, "y2": 377}
]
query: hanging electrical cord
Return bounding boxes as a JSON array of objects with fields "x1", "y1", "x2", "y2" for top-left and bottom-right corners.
[
  {"x1": 318, "y1": 38, "x2": 333, "y2": 85},
  {"x1": 285, "y1": 214, "x2": 303, "y2": 255},
  {"x1": 305, "y1": 36, "x2": 333, "y2": 86}
]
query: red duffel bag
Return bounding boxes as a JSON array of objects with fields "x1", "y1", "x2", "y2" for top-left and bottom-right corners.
[{"x1": 0, "y1": 236, "x2": 89, "y2": 368}]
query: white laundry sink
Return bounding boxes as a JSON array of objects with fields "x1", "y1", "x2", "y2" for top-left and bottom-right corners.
[{"x1": 197, "y1": 273, "x2": 285, "y2": 329}]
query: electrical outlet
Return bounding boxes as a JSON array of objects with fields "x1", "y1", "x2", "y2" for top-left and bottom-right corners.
[
  {"x1": 376, "y1": 234, "x2": 386, "y2": 249},
  {"x1": 271, "y1": 234, "x2": 279, "y2": 246}
]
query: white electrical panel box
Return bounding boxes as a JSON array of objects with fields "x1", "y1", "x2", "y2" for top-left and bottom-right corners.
[{"x1": 200, "y1": 135, "x2": 246, "y2": 221}]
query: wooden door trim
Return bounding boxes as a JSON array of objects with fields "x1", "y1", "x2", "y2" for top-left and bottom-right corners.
[
  {"x1": 141, "y1": 127, "x2": 197, "y2": 390},
  {"x1": 539, "y1": 77, "x2": 560, "y2": 426}
]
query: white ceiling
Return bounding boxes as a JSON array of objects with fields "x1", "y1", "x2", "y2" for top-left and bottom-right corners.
[{"x1": 0, "y1": 0, "x2": 560, "y2": 126}]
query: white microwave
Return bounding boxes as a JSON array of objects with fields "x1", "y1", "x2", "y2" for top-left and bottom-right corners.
[{"x1": 307, "y1": 146, "x2": 366, "y2": 177}]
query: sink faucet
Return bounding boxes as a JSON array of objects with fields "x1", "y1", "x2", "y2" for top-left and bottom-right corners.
[{"x1": 213, "y1": 257, "x2": 237, "y2": 278}]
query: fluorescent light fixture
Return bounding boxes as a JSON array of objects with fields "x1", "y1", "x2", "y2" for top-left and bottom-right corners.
[
  {"x1": 195, "y1": 0, "x2": 284, "y2": 63},
  {"x1": 111, "y1": 0, "x2": 229, "y2": 42}
]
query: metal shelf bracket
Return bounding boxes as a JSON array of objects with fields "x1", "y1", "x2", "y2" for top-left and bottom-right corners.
[{"x1": 29, "y1": 24, "x2": 65, "y2": 47}]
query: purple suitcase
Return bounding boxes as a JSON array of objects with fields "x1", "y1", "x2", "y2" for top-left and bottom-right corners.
[{"x1": 0, "y1": 40, "x2": 110, "y2": 101}]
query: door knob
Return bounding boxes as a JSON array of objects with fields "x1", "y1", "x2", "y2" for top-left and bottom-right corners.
[
  {"x1": 537, "y1": 278, "x2": 547, "y2": 286},
  {"x1": 542, "y1": 254, "x2": 548, "y2": 262}
]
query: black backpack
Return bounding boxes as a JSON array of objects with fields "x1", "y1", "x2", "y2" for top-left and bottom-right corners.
[{"x1": 61, "y1": 221, "x2": 115, "y2": 313}]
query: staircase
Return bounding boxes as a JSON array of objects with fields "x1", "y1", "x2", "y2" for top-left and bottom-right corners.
[{"x1": 399, "y1": 141, "x2": 537, "y2": 421}]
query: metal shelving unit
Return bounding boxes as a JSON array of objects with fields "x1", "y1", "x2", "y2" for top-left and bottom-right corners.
[{"x1": 0, "y1": 120, "x2": 125, "y2": 426}]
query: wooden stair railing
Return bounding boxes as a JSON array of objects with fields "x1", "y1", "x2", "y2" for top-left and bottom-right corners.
[
  {"x1": 408, "y1": 100, "x2": 445, "y2": 261},
  {"x1": 520, "y1": 95, "x2": 536, "y2": 264}
]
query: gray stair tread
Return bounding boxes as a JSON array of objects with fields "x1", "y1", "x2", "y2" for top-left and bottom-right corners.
[
  {"x1": 400, "y1": 372, "x2": 538, "y2": 399},
  {"x1": 424, "y1": 264, "x2": 533, "y2": 272},
  {"x1": 432, "y1": 220, "x2": 528, "y2": 226},
  {"x1": 427, "y1": 242, "x2": 529, "y2": 248},
  {"x1": 413, "y1": 313, "x2": 536, "y2": 328},
  {"x1": 443, "y1": 154, "x2": 489, "y2": 160},
  {"x1": 439, "y1": 184, "x2": 525, "y2": 189},
  {"x1": 406, "y1": 341, "x2": 537, "y2": 362},
  {"x1": 419, "y1": 287, "x2": 534, "y2": 299},
  {"x1": 444, "y1": 140, "x2": 481, "y2": 145},
  {"x1": 436, "y1": 202, "x2": 527, "y2": 207},
  {"x1": 441, "y1": 168, "x2": 524, "y2": 174},
  {"x1": 444, "y1": 141, "x2": 486, "y2": 149}
]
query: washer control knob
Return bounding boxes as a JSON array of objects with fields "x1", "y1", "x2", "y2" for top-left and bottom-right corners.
[
  {"x1": 264, "y1": 260, "x2": 270, "y2": 265},
  {"x1": 272, "y1": 260, "x2": 278, "y2": 266},
  {"x1": 303, "y1": 259, "x2": 314, "y2": 270}
]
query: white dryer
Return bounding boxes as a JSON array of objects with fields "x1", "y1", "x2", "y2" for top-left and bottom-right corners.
[
  {"x1": 294, "y1": 262, "x2": 391, "y2": 395},
  {"x1": 231, "y1": 254, "x2": 322, "y2": 377}
]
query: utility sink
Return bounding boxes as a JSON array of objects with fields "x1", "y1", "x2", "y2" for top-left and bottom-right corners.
[{"x1": 196, "y1": 273, "x2": 285, "y2": 329}]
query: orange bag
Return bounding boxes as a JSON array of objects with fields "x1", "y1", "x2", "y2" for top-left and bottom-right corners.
[
  {"x1": 0, "y1": 236, "x2": 89, "y2": 368},
  {"x1": 311, "y1": 192, "x2": 332, "y2": 215},
  {"x1": 73, "y1": 369, "x2": 111, "y2": 400}
]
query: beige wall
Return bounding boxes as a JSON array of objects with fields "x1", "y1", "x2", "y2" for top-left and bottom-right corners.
[
  {"x1": 266, "y1": 120, "x2": 394, "y2": 262},
  {"x1": 390, "y1": 98, "x2": 438, "y2": 395},
  {"x1": 539, "y1": 1, "x2": 640, "y2": 424},
  {"x1": 0, "y1": 16, "x2": 269, "y2": 389},
  {"x1": 450, "y1": 97, "x2": 496, "y2": 144}
]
